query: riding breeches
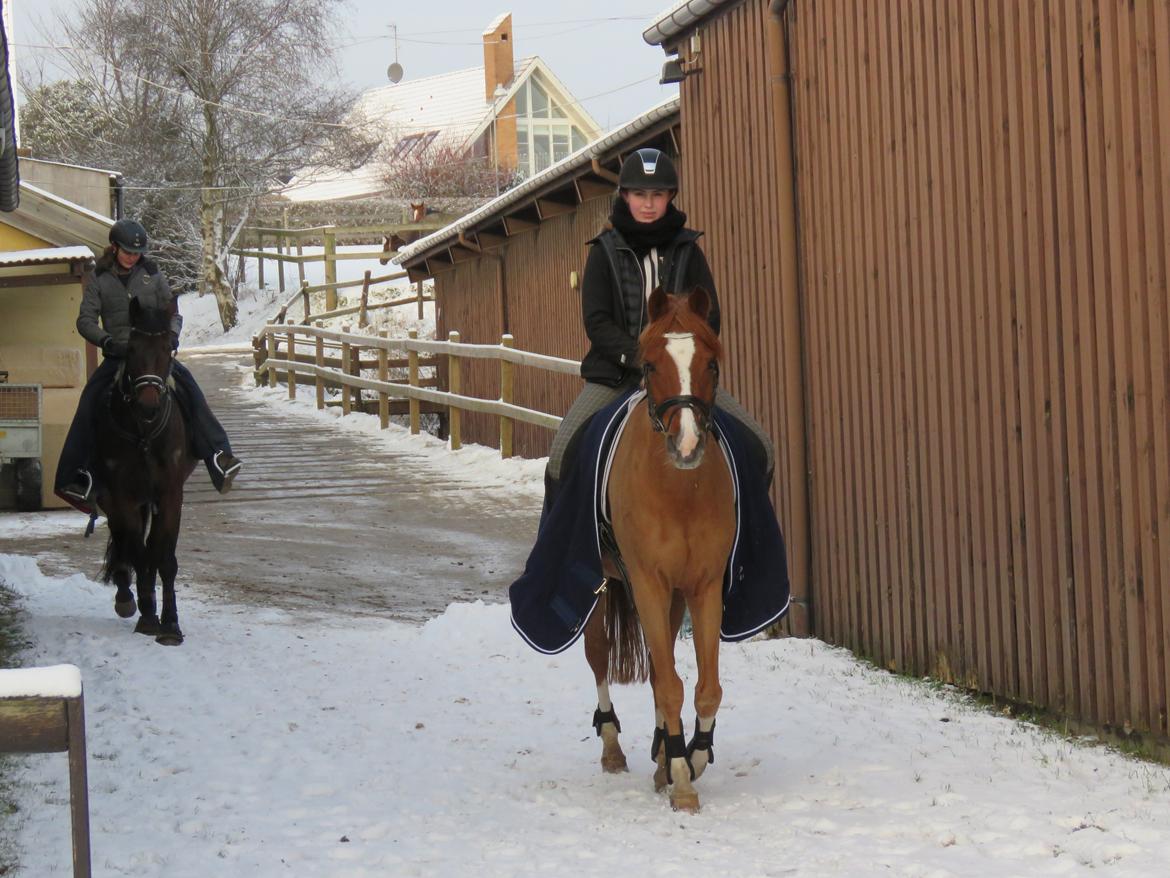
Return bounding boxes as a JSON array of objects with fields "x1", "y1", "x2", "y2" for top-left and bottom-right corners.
[{"x1": 545, "y1": 379, "x2": 775, "y2": 487}]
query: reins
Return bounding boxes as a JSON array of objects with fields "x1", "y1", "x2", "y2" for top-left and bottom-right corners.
[{"x1": 112, "y1": 326, "x2": 176, "y2": 448}]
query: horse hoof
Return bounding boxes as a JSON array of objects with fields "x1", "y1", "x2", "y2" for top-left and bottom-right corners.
[
  {"x1": 600, "y1": 753, "x2": 628, "y2": 774},
  {"x1": 654, "y1": 764, "x2": 669, "y2": 792},
  {"x1": 114, "y1": 597, "x2": 137, "y2": 619},
  {"x1": 670, "y1": 790, "x2": 700, "y2": 813},
  {"x1": 134, "y1": 615, "x2": 161, "y2": 636},
  {"x1": 155, "y1": 624, "x2": 184, "y2": 646}
]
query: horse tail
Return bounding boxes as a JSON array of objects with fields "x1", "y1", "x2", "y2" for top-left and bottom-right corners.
[
  {"x1": 100, "y1": 534, "x2": 118, "y2": 583},
  {"x1": 605, "y1": 582, "x2": 649, "y2": 684}
]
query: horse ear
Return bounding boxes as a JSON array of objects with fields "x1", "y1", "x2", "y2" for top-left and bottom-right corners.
[
  {"x1": 686, "y1": 286, "x2": 712, "y2": 321},
  {"x1": 647, "y1": 286, "x2": 671, "y2": 322}
]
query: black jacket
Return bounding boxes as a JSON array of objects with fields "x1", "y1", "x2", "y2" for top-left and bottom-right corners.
[{"x1": 579, "y1": 226, "x2": 720, "y2": 386}]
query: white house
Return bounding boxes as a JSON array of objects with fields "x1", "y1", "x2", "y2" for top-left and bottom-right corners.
[{"x1": 282, "y1": 13, "x2": 601, "y2": 203}]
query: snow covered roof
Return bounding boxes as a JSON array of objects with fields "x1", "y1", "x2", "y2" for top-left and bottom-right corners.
[
  {"x1": 0, "y1": 245, "x2": 95, "y2": 267},
  {"x1": 281, "y1": 57, "x2": 600, "y2": 204}
]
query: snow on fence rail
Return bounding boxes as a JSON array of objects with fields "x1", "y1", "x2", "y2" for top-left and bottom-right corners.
[{"x1": 255, "y1": 323, "x2": 580, "y2": 458}]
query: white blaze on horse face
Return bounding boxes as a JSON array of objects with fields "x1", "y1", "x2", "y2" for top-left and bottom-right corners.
[{"x1": 664, "y1": 332, "x2": 701, "y2": 458}]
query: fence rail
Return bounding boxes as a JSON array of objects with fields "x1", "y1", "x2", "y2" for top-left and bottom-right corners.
[{"x1": 255, "y1": 323, "x2": 579, "y2": 456}]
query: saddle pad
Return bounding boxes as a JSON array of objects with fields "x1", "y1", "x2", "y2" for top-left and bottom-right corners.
[{"x1": 509, "y1": 389, "x2": 791, "y2": 655}]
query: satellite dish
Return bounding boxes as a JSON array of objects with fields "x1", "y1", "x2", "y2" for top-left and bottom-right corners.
[{"x1": 387, "y1": 62, "x2": 404, "y2": 83}]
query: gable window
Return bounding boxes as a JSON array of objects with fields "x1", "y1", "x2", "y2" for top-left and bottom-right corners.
[{"x1": 512, "y1": 77, "x2": 589, "y2": 178}]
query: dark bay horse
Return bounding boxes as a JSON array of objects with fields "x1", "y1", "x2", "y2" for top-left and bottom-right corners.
[
  {"x1": 585, "y1": 286, "x2": 736, "y2": 812},
  {"x1": 94, "y1": 298, "x2": 196, "y2": 645}
]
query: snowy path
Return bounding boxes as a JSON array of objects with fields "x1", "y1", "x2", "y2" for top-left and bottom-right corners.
[{"x1": 4, "y1": 553, "x2": 1170, "y2": 876}]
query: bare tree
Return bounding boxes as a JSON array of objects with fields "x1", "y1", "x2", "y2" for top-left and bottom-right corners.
[
  {"x1": 379, "y1": 142, "x2": 520, "y2": 213},
  {"x1": 24, "y1": 0, "x2": 375, "y2": 329}
]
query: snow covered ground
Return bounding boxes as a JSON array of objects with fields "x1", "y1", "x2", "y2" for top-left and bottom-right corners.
[{"x1": 4, "y1": 264, "x2": 1170, "y2": 875}]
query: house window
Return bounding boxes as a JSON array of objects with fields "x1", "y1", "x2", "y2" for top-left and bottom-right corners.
[
  {"x1": 389, "y1": 130, "x2": 438, "y2": 163},
  {"x1": 512, "y1": 78, "x2": 590, "y2": 179}
]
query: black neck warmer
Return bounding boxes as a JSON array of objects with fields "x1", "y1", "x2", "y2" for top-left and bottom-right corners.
[{"x1": 609, "y1": 197, "x2": 687, "y2": 254}]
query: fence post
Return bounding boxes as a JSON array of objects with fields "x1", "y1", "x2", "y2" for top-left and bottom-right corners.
[
  {"x1": 286, "y1": 323, "x2": 296, "y2": 400},
  {"x1": 301, "y1": 279, "x2": 311, "y2": 322},
  {"x1": 297, "y1": 240, "x2": 306, "y2": 289},
  {"x1": 416, "y1": 280, "x2": 424, "y2": 320},
  {"x1": 257, "y1": 231, "x2": 265, "y2": 290},
  {"x1": 350, "y1": 338, "x2": 363, "y2": 413},
  {"x1": 324, "y1": 228, "x2": 338, "y2": 310},
  {"x1": 359, "y1": 270, "x2": 372, "y2": 328},
  {"x1": 448, "y1": 330, "x2": 461, "y2": 451},
  {"x1": 278, "y1": 208, "x2": 288, "y2": 295},
  {"x1": 314, "y1": 322, "x2": 325, "y2": 410},
  {"x1": 340, "y1": 324, "x2": 352, "y2": 416},
  {"x1": 500, "y1": 334, "x2": 514, "y2": 459},
  {"x1": 408, "y1": 328, "x2": 420, "y2": 435},
  {"x1": 377, "y1": 329, "x2": 389, "y2": 429},
  {"x1": 266, "y1": 327, "x2": 277, "y2": 388}
]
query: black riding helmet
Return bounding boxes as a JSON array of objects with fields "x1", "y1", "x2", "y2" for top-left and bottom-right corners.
[
  {"x1": 109, "y1": 218, "x2": 150, "y2": 254},
  {"x1": 618, "y1": 148, "x2": 679, "y2": 191}
]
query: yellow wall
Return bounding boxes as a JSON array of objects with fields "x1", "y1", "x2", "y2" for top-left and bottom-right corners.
[{"x1": 0, "y1": 225, "x2": 88, "y2": 510}]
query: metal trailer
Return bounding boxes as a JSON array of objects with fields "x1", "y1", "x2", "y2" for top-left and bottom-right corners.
[{"x1": 0, "y1": 374, "x2": 44, "y2": 511}]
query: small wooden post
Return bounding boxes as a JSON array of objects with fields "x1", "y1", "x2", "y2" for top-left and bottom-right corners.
[
  {"x1": 408, "y1": 328, "x2": 420, "y2": 435},
  {"x1": 286, "y1": 323, "x2": 296, "y2": 400},
  {"x1": 301, "y1": 279, "x2": 311, "y2": 322},
  {"x1": 297, "y1": 241, "x2": 306, "y2": 288},
  {"x1": 314, "y1": 322, "x2": 325, "y2": 410},
  {"x1": 349, "y1": 339, "x2": 363, "y2": 413},
  {"x1": 359, "y1": 270, "x2": 372, "y2": 328},
  {"x1": 340, "y1": 324, "x2": 352, "y2": 417},
  {"x1": 416, "y1": 280, "x2": 424, "y2": 320},
  {"x1": 377, "y1": 329, "x2": 389, "y2": 429},
  {"x1": 257, "y1": 231, "x2": 266, "y2": 290},
  {"x1": 266, "y1": 327, "x2": 277, "y2": 388},
  {"x1": 448, "y1": 330, "x2": 462, "y2": 451},
  {"x1": 324, "y1": 228, "x2": 338, "y2": 310},
  {"x1": 0, "y1": 665, "x2": 92, "y2": 878},
  {"x1": 277, "y1": 213, "x2": 287, "y2": 295},
  {"x1": 500, "y1": 333, "x2": 515, "y2": 459}
]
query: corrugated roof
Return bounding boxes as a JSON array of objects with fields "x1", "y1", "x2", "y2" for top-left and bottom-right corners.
[
  {"x1": 643, "y1": 0, "x2": 736, "y2": 46},
  {"x1": 394, "y1": 95, "x2": 681, "y2": 266},
  {"x1": 0, "y1": 245, "x2": 95, "y2": 267}
]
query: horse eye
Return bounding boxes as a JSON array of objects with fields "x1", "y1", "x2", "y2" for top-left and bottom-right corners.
[
  {"x1": 708, "y1": 360, "x2": 718, "y2": 372},
  {"x1": 644, "y1": 364, "x2": 656, "y2": 374}
]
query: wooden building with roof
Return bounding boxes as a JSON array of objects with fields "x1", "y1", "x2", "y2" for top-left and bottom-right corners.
[{"x1": 395, "y1": 97, "x2": 681, "y2": 461}]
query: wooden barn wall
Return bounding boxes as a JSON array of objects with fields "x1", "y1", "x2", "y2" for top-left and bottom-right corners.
[
  {"x1": 434, "y1": 196, "x2": 610, "y2": 458},
  {"x1": 783, "y1": 0, "x2": 1170, "y2": 737},
  {"x1": 677, "y1": 0, "x2": 812, "y2": 633}
]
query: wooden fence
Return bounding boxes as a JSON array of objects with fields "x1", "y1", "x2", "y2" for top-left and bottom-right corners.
[{"x1": 255, "y1": 323, "x2": 580, "y2": 457}]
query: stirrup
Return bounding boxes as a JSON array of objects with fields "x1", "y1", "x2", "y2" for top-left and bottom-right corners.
[
  {"x1": 60, "y1": 470, "x2": 95, "y2": 512},
  {"x1": 212, "y1": 450, "x2": 242, "y2": 494}
]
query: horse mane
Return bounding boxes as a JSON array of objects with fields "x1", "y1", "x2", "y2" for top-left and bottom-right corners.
[
  {"x1": 132, "y1": 301, "x2": 173, "y2": 335},
  {"x1": 638, "y1": 289, "x2": 723, "y2": 364}
]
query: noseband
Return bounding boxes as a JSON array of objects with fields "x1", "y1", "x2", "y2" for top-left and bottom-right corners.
[
  {"x1": 641, "y1": 359, "x2": 719, "y2": 435},
  {"x1": 122, "y1": 327, "x2": 173, "y2": 401}
]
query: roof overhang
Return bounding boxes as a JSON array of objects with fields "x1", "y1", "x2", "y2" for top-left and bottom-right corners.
[
  {"x1": 395, "y1": 97, "x2": 681, "y2": 282},
  {"x1": 3, "y1": 182, "x2": 114, "y2": 253},
  {"x1": 0, "y1": 245, "x2": 95, "y2": 290},
  {"x1": 643, "y1": 0, "x2": 748, "y2": 50}
]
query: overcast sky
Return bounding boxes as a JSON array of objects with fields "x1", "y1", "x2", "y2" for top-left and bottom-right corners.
[{"x1": 10, "y1": 1, "x2": 681, "y2": 134}]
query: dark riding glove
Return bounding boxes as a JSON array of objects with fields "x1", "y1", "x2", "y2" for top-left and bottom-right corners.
[{"x1": 101, "y1": 336, "x2": 127, "y2": 358}]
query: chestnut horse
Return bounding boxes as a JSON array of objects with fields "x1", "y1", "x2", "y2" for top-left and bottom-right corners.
[
  {"x1": 94, "y1": 298, "x2": 197, "y2": 645},
  {"x1": 585, "y1": 285, "x2": 735, "y2": 812}
]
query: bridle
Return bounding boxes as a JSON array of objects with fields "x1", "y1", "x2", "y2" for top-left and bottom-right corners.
[
  {"x1": 114, "y1": 326, "x2": 175, "y2": 445},
  {"x1": 641, "y1": 356, "x2": 719, "y2": 435}
]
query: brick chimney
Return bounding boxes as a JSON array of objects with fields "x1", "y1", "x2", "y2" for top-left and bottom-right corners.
[
  {"x1": 483, "y1": 13, "x2": 518, "y2": 172},
  {"x1": 483, "y1": 13, "x2": 514, "y2": 100}
]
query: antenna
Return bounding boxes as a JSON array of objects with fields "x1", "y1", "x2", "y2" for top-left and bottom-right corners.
[{"x1": 386, "y1": 24, "x2": 404, "y2": 83}]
